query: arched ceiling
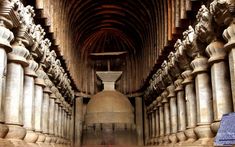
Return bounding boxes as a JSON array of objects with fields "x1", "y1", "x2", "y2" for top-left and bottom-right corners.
[{"x1": 32, "y1": 0, "x2": 203, "y2": 95}]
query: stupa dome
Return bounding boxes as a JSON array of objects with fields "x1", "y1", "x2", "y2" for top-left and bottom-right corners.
[{"x1": 85, "y1": 90, "x2": 134, "y2": 124}]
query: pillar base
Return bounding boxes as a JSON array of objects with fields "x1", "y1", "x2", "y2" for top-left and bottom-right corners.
[
  {"x1": 158, "y1": 136, "x2": 164, "y2": 145},
  {"x1": 4, "y1": 125, "x2": 28, "y2": 147},
  {"x1": 0, "y1": 138, "x2": 14, "y2": 147},
  {"x1": 184, "y1": 128, "x2": 197, "y2": 143},
  {"x1": 24, "y1": 130, "x2": 38, "y2": 143},
  {"x1": 169, "y1": 133, "x2": 178, "y2": 145},
  {"x1": 5, "y1": 125, "x2": 26, "y2": 140},
  {"x1": 211, "y1": 121, "x2": 220, "y2": 134},
  {"x1": 176, "y1": 131, "x2": 186, "y2": 144},
  {"x1": 163, "y1": 135, "x2": 170, "y2": 145},
  {"x1": 194, "y1": 125, "x2": 214, "y2": 146},
  {"x1": 0, "y1": 123, "x2": 9, "y2": 138},
  {"x1": 44, "y1": 134, "x2": 52, "y2": 144},
  {"x1": 36, "y1": 132, "x2": 47, "y2": 147},
  {"x1": 154, "y1": 137, "x2": 158, "y2": 145}
]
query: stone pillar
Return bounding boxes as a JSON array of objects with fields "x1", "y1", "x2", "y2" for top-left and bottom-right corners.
[
  {"x1": 151, "y1": 102, "x2": 157, "y2": 145},
  {"x1": 56, "y1": 98, "x2": 62, "y2": 144},
  {"x1": 63, "y1": 101, "x2": 68, "y2": 145},
  {"x1": 0, "y1": 8, "x2": 14, "y2": 145},
  {"x1": 154, "y1": 104, "x2": 159, "y2": 145},
  {"x1": 70, "y1": 104, "x2": 74, "y2": 146},
  {"x1": 4, "y1": 36, "x2": 29, "y2": 146},
  {"x1": 143, "y1": 104, "x2": 149, "y2": 145},
  {"x1": 54, "y1": 96, "x2": 60, "y2": 144},
  {"x1": 181, "y1": 69, "x2": 197, "y2": 143},
  {"x1": 61, "y1": 101, "x2": 66, "y2": 144},
  {"x1": 23, "y1": 60, "x2": 39, "y2": 145},
  {"x1": 48, "y1": 92, "x2": 56, "y2": 144},
  {"x1": 147, "y1": 110, "x2": 152, "y2": 145},
  {"x1": 42, "y1": 85, "x2": 52, "y2": 144},
  {"x1": 34, "y1": 69, "x2": 46, "y2": 144},
  {"x1": 157, "y1": 96, "x2": 164, "y2": 145},
  {"x1": 206, "y1": 41, "x2": 233, "y2": 133},
  {"x1": 135, "y1": 96, "x2": 144, "y2": 146},
  {"x1": 67, "y1": 106, "x2": 72, "y2": 146},
  {"x1": 174, "y1": 78, "x2": 187, "y2": 143},
  {"x1": 161, "y1": 90, "x2": 170, "y2": 145},
  {"x1": 167, "y1": 84, "x2": 178, "y2": 144},
  {"x1": 150, "y1": 104, "x2": 155, "y2": 144},
  {"x1": 75, "y1": 96, "x2": 83, "y2": 147},
  {"x1": 191, "y1": 55, "x2": 214, "y2": 145}
]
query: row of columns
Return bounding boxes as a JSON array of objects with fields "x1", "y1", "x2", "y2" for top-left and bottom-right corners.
[
  {"x1": 0, "y1": 1, "x2": 74, "y2": 147},
  {"x1": 145, "y1": 1, "x2": 235, "y2": 146}
]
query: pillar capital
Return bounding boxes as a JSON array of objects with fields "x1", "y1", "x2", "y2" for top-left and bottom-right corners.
[
  {"x1": 25, "y1": 59, "x2": 38, "y2": 77},
  {"x1": 50, "y1": 93, "x2": 57, "y2": 100},
  {"x1": 174, "y1": 77, "x2": 184, "y2": 92},
  {"x1": 161, "y1": 90, "x2": 169, "y2": 103},
  {"x1": 156, "y1": 96, "x2": 163, "y2": 106},
  {"x1": 223, "y1": 23, "x2": 235, "y2": 51},
  {"x1": 191, "y1": 55, "x2": 209, "y2": 74},
  {"x1": 166, "y1": 84, "x2": 176, "y2": 98},
  {"x1": 0, "y1": 23, "x2": 14, "y2": 53},
  {"x1": 152, "y1": 100, "x2": 157, "y2": 110},
  {"x1": 35, "y1": 68, "x2": 46, "y2": 87},
  {"x1": 8, "y1": 37, "x2": 30, "y2": 67},
  {"x1": 0, "y1": 0, "x2": 20, "y2": 29},
  {"x1": 181, "y1": 69, "x2": 193, "y2": 85},
  {"x1": 206, "y1": 40, "x2": 226, "y2": 64}
]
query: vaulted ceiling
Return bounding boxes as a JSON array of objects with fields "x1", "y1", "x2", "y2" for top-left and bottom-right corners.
[{"x1": 27, "y1": 0, "x2": 207, "y2": 95}]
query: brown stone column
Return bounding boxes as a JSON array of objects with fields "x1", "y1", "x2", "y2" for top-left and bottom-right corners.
[
  {"x1": 4, "y1": 36, "x2": 29, "y2": 146},
  {"x1": 61, "y1": 101, "x2": 65, "y2": 144},
  {"x1": 150, "y1": 104, "x2": 155, "y2": 144},
  {"x1": 153, "y1": 103, "x2": 159, "y2": 145},
  {"x1": 56, "y1": 98, "x2": 62, "y2": 144},
  {"x1": 54, "y1": 96, "x2": 60, "y2": 144},
  {"x1": 135, "y1": 96, "x2": 144, "y2": 146},
  {"x1": 75, "y1": 96, "x2": 83, "y2": 147},
  {"x1": 34, "y1": 69, "x2": 46, "y2": 144},
  {"x1": 206, "y1": 41, "x2": 233, "y2": 133},
  {"x1": 191, "y1": 55, "x2": 214, "y2": 145},
  {"x1": 23, "y1": 60, "x2": 39, "y2": 145},
  {"x1": 157, "y1": 96, "x2": 164, "y2": 145},
  {"x1": 174, "y1": 78, "x2": 187, "y2": 144},
  {"x1": 0, "y1": 9, "x2": 14, "y2": 145},
  {"x1": 167, "y1": 84, "x2": 178, "y2": 144},
  {"x1": 147, "y1": 108, "x2": 152, "y2": 145},
  {"x1": 42, "y1": 85, "x2": 52, "y2": 144},
  {"x1": 161, "y1": 90, "x2": 170, "y2": 145},
  {"x1": 181, "y1": 69, "x2": 197, "y2": 143},
  {"x1": 143, "y1": 104, "x2": 149, "y2": 145},
  {"x1": 48, "y1": 92, "x2": 56, "y2": 144}
]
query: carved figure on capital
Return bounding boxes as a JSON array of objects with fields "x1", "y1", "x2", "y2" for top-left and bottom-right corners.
[
  {"x1": 195, "y1": 5, "x2": 215, "y2": 43},
  {"x1": 182, "y1": 26, "x2": 203, "y2": 57},
  {"x1": 40, "y1": 38, "x2": 51, "y2": 66},
  {"x1": 156, "y1": 69, "x2": 166, "y2": 90},
  {"x1": 161, "y1": 60, "x2": 173, "y2": 85},
  {"x1": 167, "y1": 52, "x2": 181, "y2": 78},
  {"x1": 210, "y1": 0, "x2": 233, "y2": 26},
  {"x1": 32, "y1": 25, "x2": 45, "y2": 43},
  {"x1": 174, "y1": 39, "x2": 191, "y2": 70}
]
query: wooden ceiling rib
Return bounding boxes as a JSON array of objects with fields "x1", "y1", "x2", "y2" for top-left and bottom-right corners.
[{"x1": 32, "y1": 0, "x2": 203, "y2": 95}]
